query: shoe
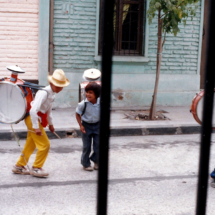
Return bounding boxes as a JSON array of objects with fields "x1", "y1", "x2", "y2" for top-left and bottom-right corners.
[
  {"x1": 211, "y1": 177, "x2": 215, "y2": 188},
  {"x1": 12, "y1": 165, "x2": 30, "y2": 175},
  {"x1": 83, "y1": 166, "x2": 93, "y2": 171},
  {"x1": 210, "y1": 169, "x2": 215, "y2": 178},
  {"x1": 94, "y1": 163, "x2": 99, "y2": 170},
  {"x1": 30, "y1": 167, "x2": 49, "y2": 178}
]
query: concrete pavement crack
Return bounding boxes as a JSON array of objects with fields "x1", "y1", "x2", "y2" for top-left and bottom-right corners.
[{"x1": 0, "y1": 174, "x2": 197, "y2": 189}]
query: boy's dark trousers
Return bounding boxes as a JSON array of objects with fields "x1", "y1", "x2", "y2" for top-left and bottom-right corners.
[{"x1": 81, "y1": 121, "x2": 99, "y2": 168}]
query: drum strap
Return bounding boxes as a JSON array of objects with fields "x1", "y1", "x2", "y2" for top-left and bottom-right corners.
[
  {"x1": 37, "y1": 112, "x2": 48, "y2": 127},
  {"x1": 17, "y1": 88, "x2": 50, "y2": 123},
  {"x1": 21, "y1": 111, "x2": 48, "y2": 127},
  {"x1": 20, "y1": 86, "x2": 28, "y2": 97},
  {"x1": 81, "y1": 102, "x2": 87, "y2": 116},
  {"x1": 35, "y1": 89, "x2": 49, "y2": 127},
  {"x1": 10, "y1": 77, "x2": 16, "y2": 82},
  {"x1": 21, "y1": 112, "x2": 30, "y2": 122},
  {"x1": 30, "y1": 88, "x2": 35, "y2": 96}
]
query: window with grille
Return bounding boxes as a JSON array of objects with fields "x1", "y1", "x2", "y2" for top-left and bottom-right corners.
[{"x1": 99, "y1": 0, "x2": 146, "y2": 56}]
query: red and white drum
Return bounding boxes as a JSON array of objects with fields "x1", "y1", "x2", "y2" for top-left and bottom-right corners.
[
  {"x1": 190, "y1": 89, "x2": 215, "y2": 128},
  {"x1": 79, "y1": 68, "x2": 101, "y2": 102},
  {"x1": 0, "y1": 66, "x2": 34, "y2": 124}
]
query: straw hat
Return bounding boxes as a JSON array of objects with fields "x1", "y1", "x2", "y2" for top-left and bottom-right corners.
[
  {"x1": 48, "y1": 69, "x2": 70, "y2": 87},
  {"x1": 83, "y1": 68, "x2": 101, "y2": 81}
]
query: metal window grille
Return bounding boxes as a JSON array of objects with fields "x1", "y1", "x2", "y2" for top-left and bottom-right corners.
[
  {"x1": 98, "y1": 0, "x2": 215, "y2": 214},
  {"x1": 196, "y1": 0, "x2": 215, "y2": 214},
  {"x1": 99, "y1": 0, "x2": 145, "y2": 56}
]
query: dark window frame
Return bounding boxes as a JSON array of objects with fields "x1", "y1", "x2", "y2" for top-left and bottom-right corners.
[{"x1": 99, "y1": 0, "x2": 145, "y2": 56}]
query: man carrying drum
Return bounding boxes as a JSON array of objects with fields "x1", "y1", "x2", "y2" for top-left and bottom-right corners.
[{"x1": 12, "y1": 69, "x2": 70, "y2": 178}]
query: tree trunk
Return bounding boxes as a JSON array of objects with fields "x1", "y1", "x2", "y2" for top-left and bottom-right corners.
[{"x1": 149, "y1": 9, "x2": 163, "y2": 120}]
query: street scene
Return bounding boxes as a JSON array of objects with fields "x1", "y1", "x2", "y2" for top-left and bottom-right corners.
[
  {"x1": 0, "y1": 105, "x2": 215, "y2": 214},
  {"x1": 0, "y1": 0, "x2": 214, "y2": 214},
  {"x1": 0, "y1": 134, "x2": 215, "y2": 215}
]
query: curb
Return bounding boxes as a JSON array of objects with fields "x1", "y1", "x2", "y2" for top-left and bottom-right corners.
[{"x1": 0, "y1": 126, "x2": 203, "y2": 141}]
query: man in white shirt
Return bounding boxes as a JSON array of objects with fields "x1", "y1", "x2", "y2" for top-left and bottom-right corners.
[{"x1": 12, "y1": 69, "x2": 70, "y2": 178}]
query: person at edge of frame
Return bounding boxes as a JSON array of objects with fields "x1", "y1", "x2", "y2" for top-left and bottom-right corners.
[
  {"x1": 12, "y1": 69, "x2": 70, "y2": 178},
  {"x1": 76, "y1": 82, "x2": 101, "y2": 171},
  {"x1": 210, "y1": 169, "x2": 215, "y2": 187}
]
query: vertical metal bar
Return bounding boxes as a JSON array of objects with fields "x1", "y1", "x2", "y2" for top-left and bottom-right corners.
[
  {"x1": 97, "y1": 0, "x2": 114, "y2": 214},
  {"x1": 115, "y1": 0, "x2": 119, "y2": 52},
  {"x1": 138, "y1": 0, "x2": 144, "y2": 55},
  {"x1": 196, "y1": 0, "x2": 215, "y2": 214},
  {"x1": 129, "y1": 9, "x2": 131, "y2": 55},
  {"x1": 49, "y1": 0, "x2": 54, "y2": 75},
  {"x1": 119, "y1": 0, "x2": 123, "y2": 55},
  {"x1": 142, "y1": 0, "x2": 146, "y2": 56}
]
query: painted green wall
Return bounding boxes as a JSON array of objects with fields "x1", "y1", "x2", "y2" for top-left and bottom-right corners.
[
  {"x1": 38, "y1": 0, "x2": 50, "y2": 86},
  {"x1": 51, "y1": 0, "x2": 203, "y2": 108}
]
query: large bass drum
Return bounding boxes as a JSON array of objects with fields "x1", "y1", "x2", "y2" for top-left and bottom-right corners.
[
  {"x1": 190, "y1": 89, "x2": 215, "y2": 128},
  {"x1": 79, "y1": 68, "x2": 101, "y2": 102},
  {"x1": 0, "y1": 65, "x2": 34, "y2": 124}
]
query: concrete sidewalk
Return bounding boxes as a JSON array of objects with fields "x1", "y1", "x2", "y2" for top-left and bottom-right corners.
[{"x1": 0, "y1": 106, "x2": 202, "y2": 140}]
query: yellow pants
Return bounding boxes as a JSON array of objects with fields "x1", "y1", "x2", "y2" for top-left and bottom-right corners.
[{"x1": 16, "y1": 115, "x2": 50, "y2": 168}]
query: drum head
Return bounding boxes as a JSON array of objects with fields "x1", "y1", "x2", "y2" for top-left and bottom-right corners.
[
  {"x1": 196, "y1": 93, "x2": 215, "y2": 127},
  {"x1": 0, "y1": 82, "x2": 26, "y2": 124}
]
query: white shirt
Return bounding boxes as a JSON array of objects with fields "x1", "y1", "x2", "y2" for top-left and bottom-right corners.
[
  {"x1": 76, "y1": 98, "x2": 100, "y2": 123},
  {"x1": 30, "y1": 85, "x2": 55, "y2": 129}
]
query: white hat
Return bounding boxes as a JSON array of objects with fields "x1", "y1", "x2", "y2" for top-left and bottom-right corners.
[
  {"x1": 6, "y1": 65, "x2": 25, "y2": 73},
  {"x1": 83, "y1": 68, "x2": 101, "y2": 80},
  {"x1": 48, "y1": 69, "x2": 70, "y2": 87}
]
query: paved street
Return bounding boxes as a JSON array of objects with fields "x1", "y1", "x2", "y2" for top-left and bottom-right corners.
[{"x1": 1, "y1": 134, "x2": 215, "y2": 215}]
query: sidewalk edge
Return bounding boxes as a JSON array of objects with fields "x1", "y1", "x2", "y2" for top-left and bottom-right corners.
[{"x1": 0, "y1": 126, "x2": 203, "y2": 140}]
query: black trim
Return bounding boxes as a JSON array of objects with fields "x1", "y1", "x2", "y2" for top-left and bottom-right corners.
[
  {"x1": 20, "y1": 86, "x2": 28, "y2": 97},
  {"x1": 23, "y1": 79, "x2": 39, "y2": 84},
  {"x1": 81, "y1": 102, "x2": 87, "y2": 116}
]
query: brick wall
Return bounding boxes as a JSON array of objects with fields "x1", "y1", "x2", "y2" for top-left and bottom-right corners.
[
  {"x1": 53, "y1": 0, "x2": 96, "y2": 73},
  {"x1": 0, "y1": 0, "x2": 39, "y2": 80},
  {"x1": 147, "y1": 1, "x2": 201, "y2": 74},
  {"x1": 53, "y1": 0, "x2": 201, "y2": 75},
  {"x1": 52, "y1": 0, "x2": 202, "y2": 107}
]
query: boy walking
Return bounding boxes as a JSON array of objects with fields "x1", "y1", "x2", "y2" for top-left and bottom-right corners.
[
  {"x1": 76, "y1": 82, "x2": 101, "y2": 171},
  {"x1": 12, "y1": 69, "x2": 70, "y2": 177}
]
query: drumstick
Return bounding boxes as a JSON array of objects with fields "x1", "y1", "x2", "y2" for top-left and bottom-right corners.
[
  {"x1": 28, "y1": 129, "x2": 36, "y2": 133},
  {"x1": 10, "y1": 125, "x2": 31, "y2": 172},
  {"x1": 28, "y1": 129, "x2": 43, "y2": 135},
  {"x1": 53, "y1": 132, "x2": 61, "y2": 139},
  {"x1": 48, "y1": 124, "x2": 61, "y2": 139},
  {"x1": 28, "y1": 129, "x2": 60, "y2": 139}
]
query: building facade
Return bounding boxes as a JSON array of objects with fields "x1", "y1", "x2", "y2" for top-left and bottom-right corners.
[
  {"x1": 0, "y1": 0, "x2": 39, "y2": 80},
  {"x1": 0, "y1": 0, "x2": 205, "y2": 108}
]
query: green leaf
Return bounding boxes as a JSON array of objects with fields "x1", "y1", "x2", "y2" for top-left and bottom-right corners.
[
  {"x1": 155, "y1": 2, "x2": 161, "y2": 9},
  {"x1": 147, "y1": 0, "x2": 200, "y2": 36}
]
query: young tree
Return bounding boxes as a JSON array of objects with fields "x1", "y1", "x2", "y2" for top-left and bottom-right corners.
[{"x1": 147, "y1": 0, "x2": 199, "y2": 120}]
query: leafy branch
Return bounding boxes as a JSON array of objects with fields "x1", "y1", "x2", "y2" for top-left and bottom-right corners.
[
  {"x1": 147, "y1": 0, "x2": 199, "y2": 120},
  {"x1": 160, "y1": 3, "x2": 183, "y2": 18}
]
